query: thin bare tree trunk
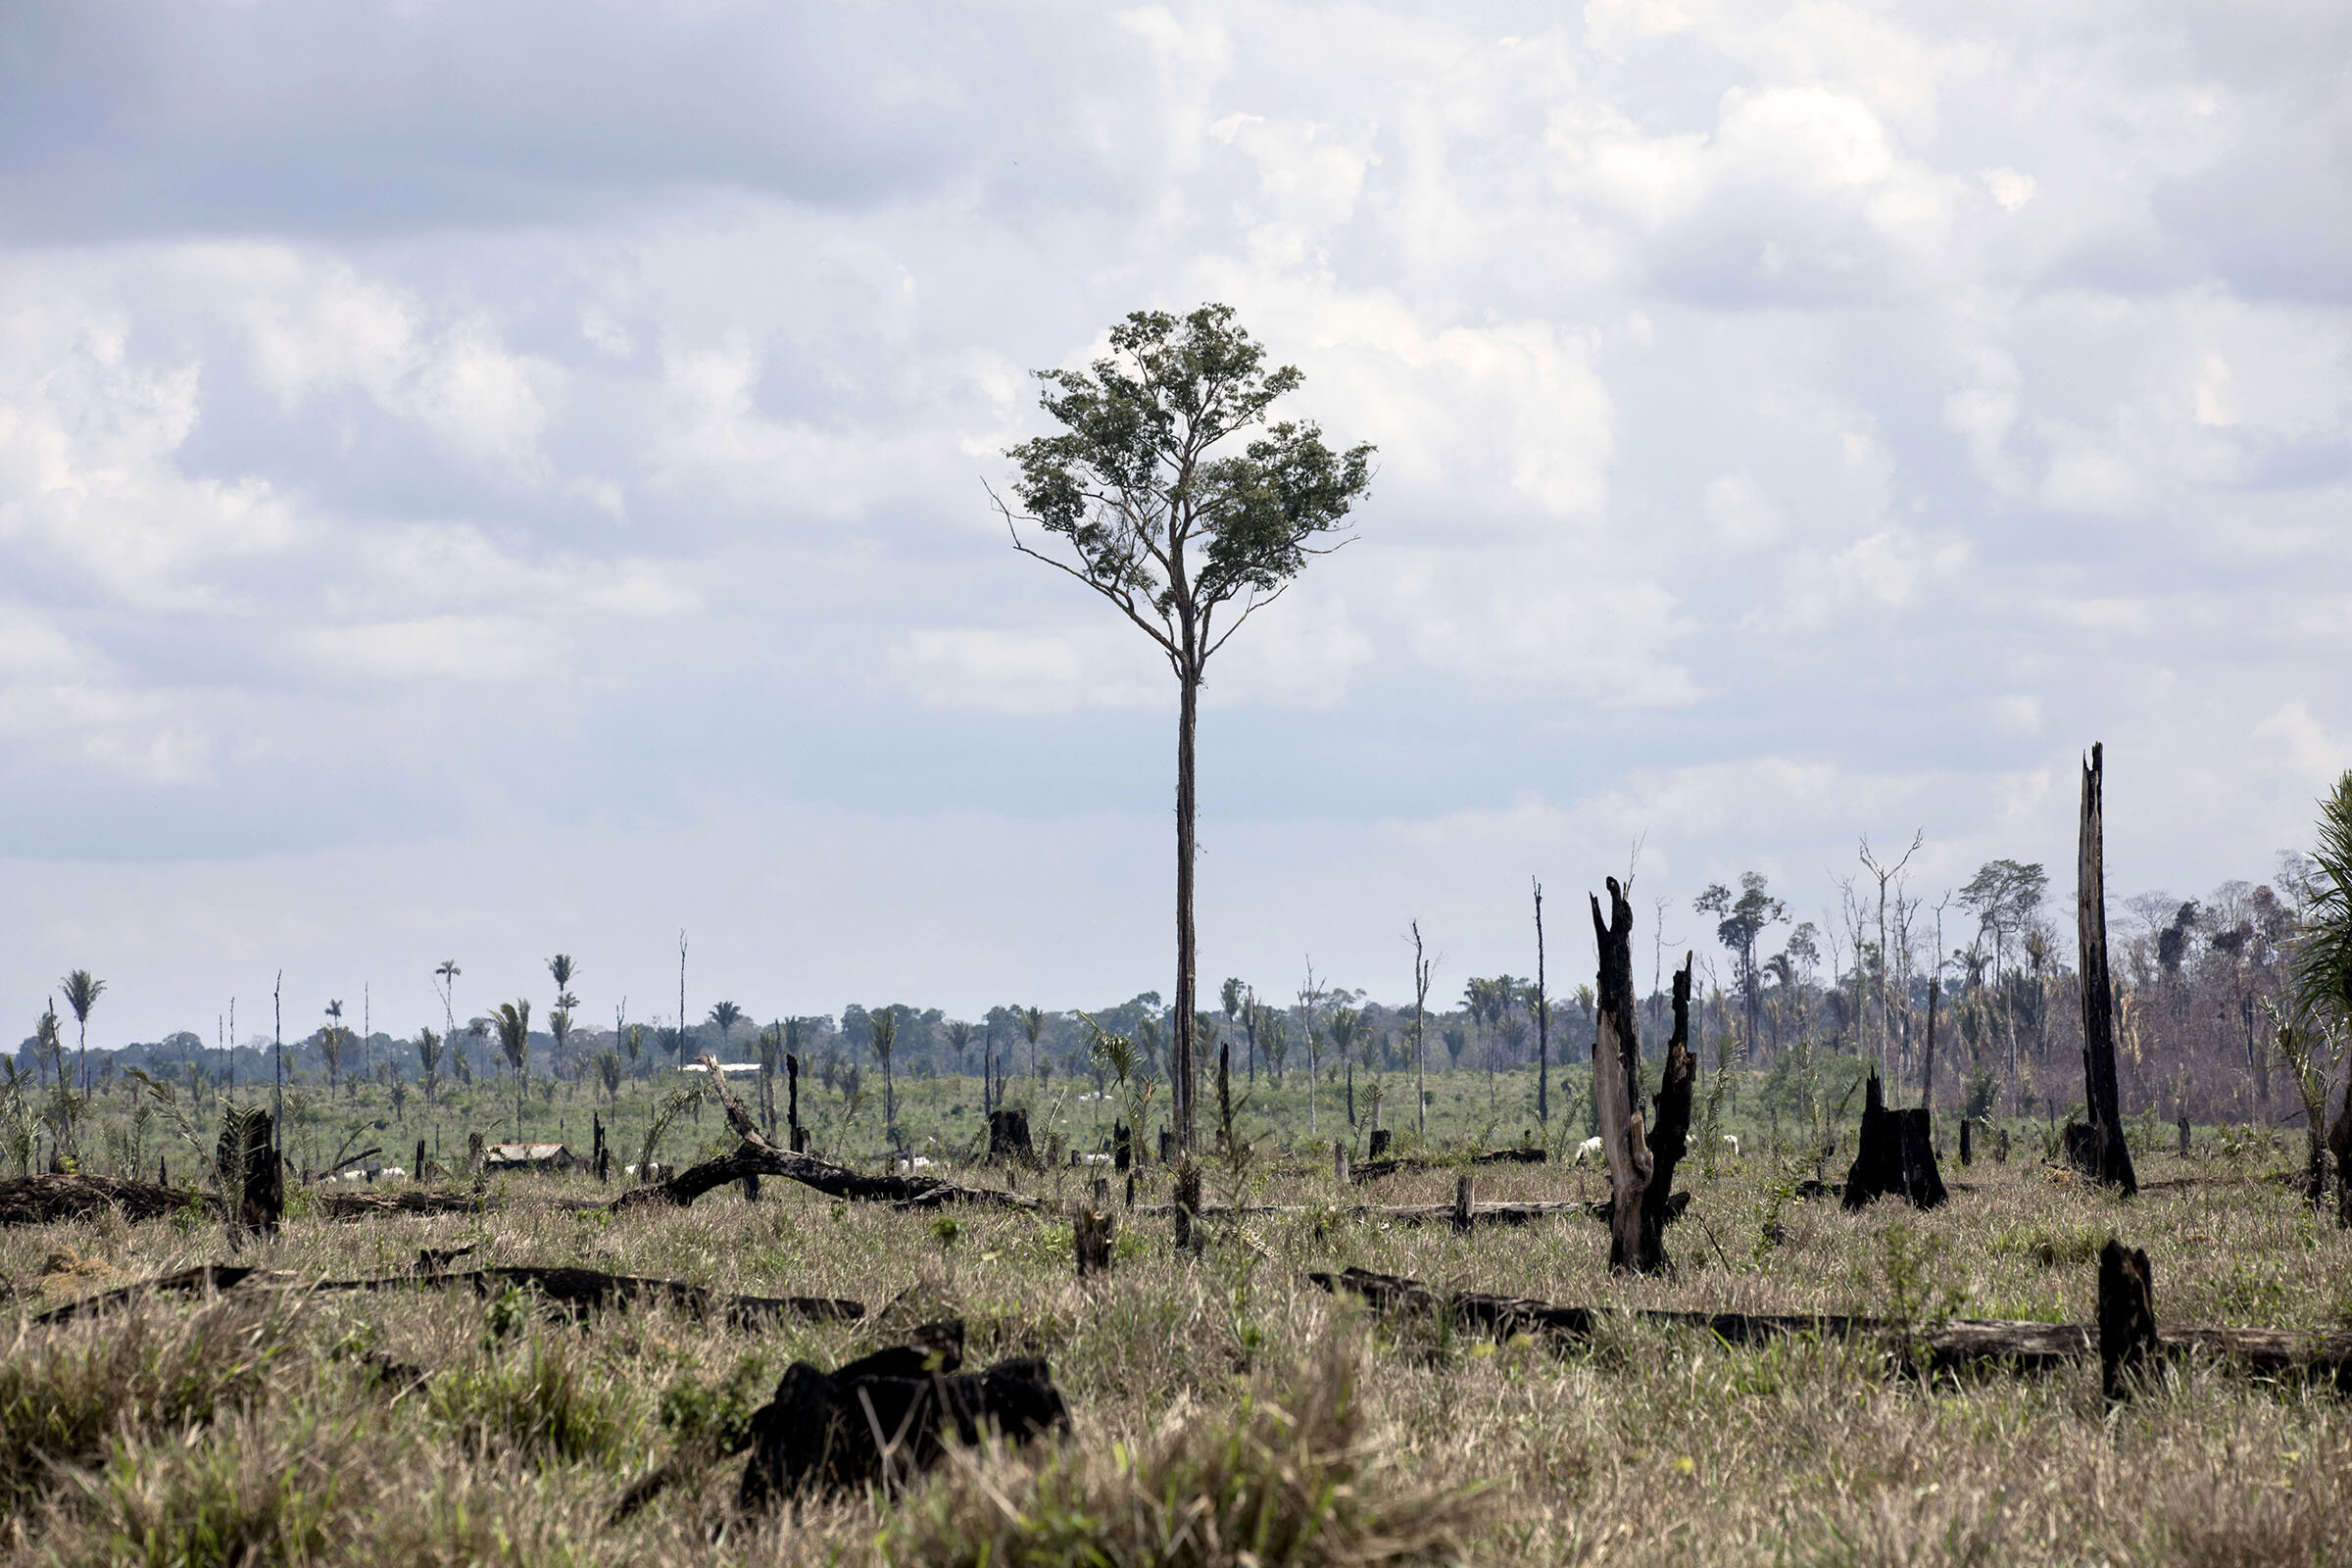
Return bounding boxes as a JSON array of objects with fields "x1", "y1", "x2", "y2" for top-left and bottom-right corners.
[
  {"x1": 2076, "y1": 743, "x2": 2137, "y2": 1194},
  {"x1": 1173, "y1": 670, "x2": 1199, "y2": 1155}
]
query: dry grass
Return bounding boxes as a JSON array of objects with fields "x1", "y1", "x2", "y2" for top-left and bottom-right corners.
[{"x1": 0, "y1": 1149, "x2": 2346, "y2": 1565}]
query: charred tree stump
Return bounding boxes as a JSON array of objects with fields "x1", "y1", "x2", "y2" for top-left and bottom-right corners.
[
  {"x1": 1642, "y1": 957, "x2": 1696, "y2": 1251},
  {"x1": 2074, "y1": 743, "x2": 2138, "y2": 1194},
  {"x1": 223, "y1": 1107, "x2": 281, "y2": 1236},
  {"x1": 1333, "y1": 1142, "x2": 1349, "y2": 1185},
  {"x1": 734, "y1": 1325, "x2": 1067, "y2": 1514},
  {"x1": 1112, "y1": 1120, "x2": 1132, "y2": 1172},
  {"x1": 1843, "y1": 1073, "x2": 1947, "y2": 1210},
  {"x1": 1959, "y1": 1118, "x2": 1973, "y2": 1167},
  {"x1": 1075, "y1": 1207, "x2": 1115, "y2": 1277},
  {"x1": 1591, "y1": 877, "x2": 1684, "y2": 1274},
  {"x1": 2177, "y1": 1114, "x2": 2192, "y2": 1160},
  {"x1": 1173, "y1": 1160, "x2": 1202, "y2": 1255},
  {"x1": 1453, "y1": 1174, "x2": 1476, "y2": 1234},
  {"x1": 1369, "y1": 1128, "x2": 1393, "y2": 1159},
  {"x1": 1159, "y1": 1129, "x2": 1175, "y2": 1164},
  {"x1": 988, "y1": 1108, "x2": 1035, "y2": 1167},
  {"x1": 786, "y1": 1053, "x2": 806, "y2": 1152},
  {"x1": 2098, "y1": 1238, "x2": 2157, "y2": 1400}
]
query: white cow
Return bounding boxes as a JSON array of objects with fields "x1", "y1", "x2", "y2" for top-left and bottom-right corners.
[
  {"x1": 1575, "y1": 1135, "x2": 1605, "y2": 1166},
  {"x1": 894, "y1": 1155, "x2": 937, "y2": 1173},
  {"x1": 1721, "y1": 1135, "x2": 1740, "y2": 1158}
]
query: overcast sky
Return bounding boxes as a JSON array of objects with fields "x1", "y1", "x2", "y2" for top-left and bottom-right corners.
[{"x1": 3, "y1": 0, "x2": 2347, "y2": 1046}]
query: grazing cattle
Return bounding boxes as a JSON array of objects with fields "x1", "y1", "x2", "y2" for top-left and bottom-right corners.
[
  {"x1": 1575, "y1": 1136, "x2": 1605, "y2": 1166},
  {"x1": 894, "y1": 1155, "x2": 938, "y2": 1174},
  {"x1": 378, "y1": 1166, "x2": 407, "y2": 1180}
]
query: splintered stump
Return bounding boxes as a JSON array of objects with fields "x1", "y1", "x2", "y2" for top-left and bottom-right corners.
[
  {"x1": 1368, "y1": 1128, "x2": 1393, "y2": 1159},
  {"x1": 1588, "y1": 874, "x2": 1694, "y2": 1274},
  {"x1": 1959, "y1": 1118, "x2": 1973, "y2": 1167},
  {"x1": 2098, "y1": 1238, "x2": 2157, "y2": 1401},
  {"x1": 988, "y1": 1109, "x2": 1035, "y2": 1167},
  {"x1": 1173, "y1": 1161, "x2": 1202, "y2": 1255},
  {"x1": 1843, "y1": 1073, "x2": 1947, "y2": 1210},
  {"x1": 1074, "y1": 1208, "x2": 1115, "y2": 1277},
  {"x1": 1112, "y1": 1120, "x2": 1133, "y2": 1172},
  {"x1": 2072, "y1": 743, "x2": 2138, "y2": 1193},
  {"x1": 735, "y1": 1321, "x2": 1068, "y2": 1513}
]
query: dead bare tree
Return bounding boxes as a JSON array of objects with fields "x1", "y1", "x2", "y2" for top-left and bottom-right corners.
[
  {"x1": 2073, "y1": 743, "x2": 2137, "y2": 1193},
  {"x1": 1591, "y1": 876, "x2": 1691, "y2": 1274}
]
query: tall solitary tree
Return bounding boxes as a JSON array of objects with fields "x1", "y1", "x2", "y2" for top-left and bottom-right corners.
[
  {"x1": 708, "y1": 1001, "x2": 745, "y2": 1059},
  {"x1": 547, "y1": 956, "x2": 579, "y2": 1077},
  {"x1": 868, "y1": 1006, "x2": 899, "y2": 1141},
  {"x1": 60, "y1": 970, "x2": 104, "y2": 1097},
  {"x1": 1694, "y1": 874, "x2": 1786, "y2": 1061},
  {"x1": 1000, "y1": 304, "x2": 1374, "y2": 1154},
  {"x1": 494, "y1": 1000, "x2": 531, "y2": 1141}
]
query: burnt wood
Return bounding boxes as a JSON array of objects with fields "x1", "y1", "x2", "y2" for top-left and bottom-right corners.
[
  {"x1": 1843, "y1": 1072, "x2": 1947, "y2": 1210},
  {"x1": 2074, "y1": 743, "x2": 2137, "y2": 1193}
]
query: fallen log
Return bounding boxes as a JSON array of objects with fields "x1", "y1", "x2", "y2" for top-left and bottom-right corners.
[
  {"x1": 1312, "y1": 1265, "x2": 2352, "y2": 1383},
  {"x1": 1348, "y1": 1147, "x2": 1546, "y2": 1183},
  {"x1": 29, "y1": 1260, "x2": 861, "y2": 1328},
  {"x1": 609, "y1": 1059, "x2": 1040, "y2": 1214},
  {"x1": 0, "y1": 1174, "x2": 220, "y2": 1227},
  {"x1": 318, "y1": 1188, "x2": 491, "y2": 1220},
  {"x1": 1135, "y1": 1191, "x2": 1688, "y2": 1227}
]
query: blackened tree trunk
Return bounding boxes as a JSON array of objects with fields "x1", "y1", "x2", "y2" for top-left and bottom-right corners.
[
  {"x1": 1534, "y1": 878, "x2": 1549, "y2": 1128},
  {"x1": 1639, "y1": 956, "x2": 1696, "y2": 1263},
  {"x1": 1592, "y1": 877, "x2": 1676, "y2": 1273},
  {"x1": 2075, "y1": 743, "x2": 2138, "y2": 1194}
]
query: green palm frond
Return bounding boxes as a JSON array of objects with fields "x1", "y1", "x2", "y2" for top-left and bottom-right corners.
[{"x1": 2293, "y1": 769, "x2": 2352, "y2": 1028}]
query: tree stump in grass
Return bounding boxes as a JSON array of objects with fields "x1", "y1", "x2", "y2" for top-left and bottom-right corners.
[
  {"x1": 1075, "y1": 1208, "x2": 1115, "y2": 1277},
  {"x1": 988, "y1": 1108, "x2": 1035, "y2": 1167},
  {"x1": 734, "y1": 1322, "x2": 1066, "y2": 1513},
  {"x1": 1959, "y1": 1118, "x2": 1972, "y2": 1167},
  {"x1": 1333, "y1": 1142, "x2": 1349, "y2": 1184},
  {"x1": 1453, "y1": 1174, "x2": 1476, "y2": 1234},
  {"x1": 2178, "y1": 1114, "x2": 2192, "y2": 1160},
  {"x1": 2097, "y1": 1238, "x2": 2157, "y2": 1401},
  {"x1": 1173, "y1": 1161, "x2": 1202, "y2": 1255},
  {"x1": 1842, "y1": 1073, "x2": 1947, "y2": 1211},
  {"x1": 1369, "y1": 1127, "x2": 1393, "y2": 1160},
  {"x1": 1112, "y1": 1120, "x2": 1132, "y2": 1172}
]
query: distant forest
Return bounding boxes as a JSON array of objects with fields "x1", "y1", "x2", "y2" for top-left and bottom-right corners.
[{"x1": 23, "y1": 848, "x2": 2327, "y2": 1133}]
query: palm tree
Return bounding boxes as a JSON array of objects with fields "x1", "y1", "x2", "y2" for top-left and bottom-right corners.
[
  {"x1": 320, "y1": 1000, "x2": 346, "y2": 1092},
  {"x1": 494, "y1": 1000, "x2": 531, "y2": 1140},
  {"x1": 1020, "y1": 1006, "x2": 1047, "y2": 1081},
  {"x1": 60, "y1": 970, "x2": 104, "y2": 1097},
  {"x1": 945, "y1": 1019, "x2": 974, "y2": 1075},
  {"x1": 416, "y1": 1027, "x2": 444, "y2": 1106},
  {"x1": 2296, "y1": 769, "x2": 2352, "y2": 1033},
  {"x1": 35, "y1": 1002, "x2": 64, "y2": 1096},
  {"x1": 547, "y1": 956, "x2": 579, "y2": 1077},
  {"x1": 708, "y1": 1001, "x2": 745, "y2": 1059},
  {"x1": 434, "y1": 960, "x2": 461, "y2": 1040},
  {"x1": 868, "y1": 1006, "x2": 899, "y2": 1140}
]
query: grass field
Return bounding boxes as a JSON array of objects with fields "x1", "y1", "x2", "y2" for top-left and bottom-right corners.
[{"x1": 5, "y1": 1070, "x2": 2350, "y2": 1566}]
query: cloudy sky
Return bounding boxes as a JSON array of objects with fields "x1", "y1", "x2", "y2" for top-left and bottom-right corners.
[{"x1": 3, "y1": 0, "x2": 2348, "y2": 1046}]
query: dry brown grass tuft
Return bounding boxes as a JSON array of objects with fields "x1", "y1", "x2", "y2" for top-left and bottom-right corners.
[{"x1": 876, "y1": 1337, "x2": 1484, "y2": 1568}]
